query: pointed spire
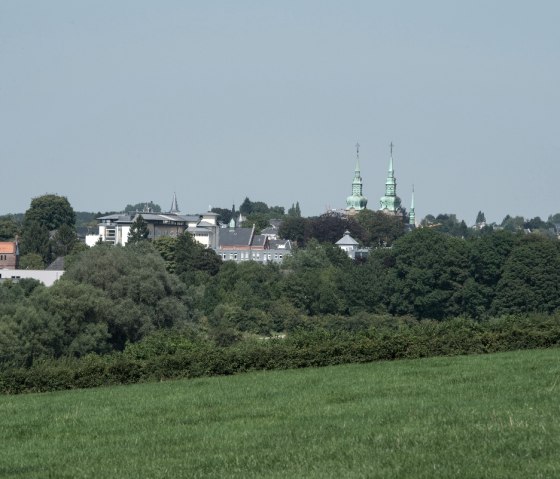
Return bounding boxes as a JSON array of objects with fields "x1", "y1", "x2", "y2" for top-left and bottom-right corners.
[
  {"x1": 354, "y1": 141, "x2": 361, "y2": 175},
  {"x1": 169, "y1": 192, "x2": 179, "y2": 214},
  {"x1": 388, "y1": 141, "x2": 394, "y2": 177},
  {"x1": 346, "y1": 142, "x2": 368, "y2": 211},
  {"x1": 409, "y1": 185, "x2": 416, "y2": 226},
  {"x1": 379, "y1": 140, "x2": 401, "y2": 214}
]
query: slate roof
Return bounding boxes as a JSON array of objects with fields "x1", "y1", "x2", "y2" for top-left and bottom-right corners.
[
  {"x1": 251, "y1": 235, "x2": 267, "y2": 248},
  {"x1": 219, "y1": 228, "x2": 253, "y2": 247}
]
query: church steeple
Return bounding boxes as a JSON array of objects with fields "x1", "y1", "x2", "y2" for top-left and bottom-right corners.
[
  {"x1": 346, "y1": 142, "x2": 368, "y2": 211},
  {"x1": 409, "y1": 185, "x2": 416, "y2": 226},
  {"x1": 379, "y1": 142, "x2": 402, "y2": 214},
  {"x1": 169, "y1": 192, "x2": 180, "y2": 214}
]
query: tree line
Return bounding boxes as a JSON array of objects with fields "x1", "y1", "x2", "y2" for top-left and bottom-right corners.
[{"x1": 1, "y1": 223, "x2": 560, "y2": 368}]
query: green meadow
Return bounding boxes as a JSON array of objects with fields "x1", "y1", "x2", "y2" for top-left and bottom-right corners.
[{"x1": 1, "y1": 348, "x2": 559, "y2": 479}]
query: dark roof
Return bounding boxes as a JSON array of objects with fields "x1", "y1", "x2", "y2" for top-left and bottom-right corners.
[
  {"x1": 269, "y1": 239, "x2": 292, "y2": 250},
  {"x1": 46, "y1": 257, "x2": 65, "y2": 271},
  {"x1": 251, "y1": 235, "x2": 267, "y2": 247},
  {"x1": 261, "y1": 226, "x2": 278, "y2": 235},
  {"x1": 219, "y1": 228, "x2": 253, "y2": 247}
]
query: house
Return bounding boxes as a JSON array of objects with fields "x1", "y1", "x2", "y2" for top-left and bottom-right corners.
[
  {"x1": 0, "y1": 241, "x2": 19, "y2": 269},
  {"x1": 86, "y1": 210, "x2": 219, "y2": 248},
  {"x1": 85, "y1": 196, "x2": 291, "y2": 263},
  {"x1": 335, "y1": 231, "x2": 359, "y2": 259},
  {"x1": 216, "y1": 224, "x2": 292, "y2": 263}
]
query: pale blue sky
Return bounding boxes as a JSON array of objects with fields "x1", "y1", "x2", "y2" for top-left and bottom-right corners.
[{"x1": 1, "y1": 1, "x2": 559, "y2": 224}]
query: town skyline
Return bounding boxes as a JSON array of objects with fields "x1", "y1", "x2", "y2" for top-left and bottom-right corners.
[{"x1": 2, "y1": 2, "x2": 559, "y2": 224}]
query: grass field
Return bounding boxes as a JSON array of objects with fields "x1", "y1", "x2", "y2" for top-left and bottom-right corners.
[{"x1": 1, "y1": 349, "x2": 559, "y2": 479}]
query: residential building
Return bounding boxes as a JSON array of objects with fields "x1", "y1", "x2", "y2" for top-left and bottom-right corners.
[
  {"x1": 216, "y1": 224, "x2": 291, "y2": 264},
  {"x1": 86, "y1": 203, "x2": 219, "y2": 248}
]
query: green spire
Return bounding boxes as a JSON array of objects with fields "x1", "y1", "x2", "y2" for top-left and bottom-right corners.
[
  {"x1": 379, "y1": 141, "x2": 402, "y2": 213},
  {"x1": 346, "y1": 142, "x2": 368, "y2": 211},
  {"x1": 409, "y1": 185, "x2": 416, "y2": 226}
]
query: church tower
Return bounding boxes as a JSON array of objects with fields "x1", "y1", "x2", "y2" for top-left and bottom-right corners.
[
  {"x1": 169, "y1": 192, "x2": 180, "y2": 214},
  {"x1": 346, "y1": 142, "x2": 368, "y2": 211},
  {"x1": 379, "y1": 142, "x2": 402, "y2": 214},
  {"x1": 409, "y1": 185, "x2": 416, "y2": 226}
]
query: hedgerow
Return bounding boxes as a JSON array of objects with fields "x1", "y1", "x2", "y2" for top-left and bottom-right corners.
[{"x1": 1, "y1": 313, "x2": 559, "y2": 395}]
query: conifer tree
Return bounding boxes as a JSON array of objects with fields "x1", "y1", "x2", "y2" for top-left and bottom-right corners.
[{"x1": 127, "y1": 215, "x2": 150, "y2": 244}]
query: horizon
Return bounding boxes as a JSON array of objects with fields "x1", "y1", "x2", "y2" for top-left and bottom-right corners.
[{"x1": 2, "y1": 2, "x2": 559, "y2": 225}]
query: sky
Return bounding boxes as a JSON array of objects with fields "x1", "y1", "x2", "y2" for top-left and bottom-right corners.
[{"x1": 1, "y1": 1, "x2": 559, "y2": 225}]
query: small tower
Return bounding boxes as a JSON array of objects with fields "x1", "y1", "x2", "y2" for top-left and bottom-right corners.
[
  {"x1": 409, "y1": 185, "x2": 416, "y2": 227},
  {"x1": 169, "y1": 192, "x2": 180, "y2": 214},
  {"x1": 346, "y1": 142, "x2": 368, "y2": 211},
  {"x1": 379, "y1": 142, "x2": 402, "y2": 215}
]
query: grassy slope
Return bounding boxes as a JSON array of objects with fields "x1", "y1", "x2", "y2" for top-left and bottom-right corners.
[{"x1": 0, "y1": 349, "x2": 559, "y2": 479}]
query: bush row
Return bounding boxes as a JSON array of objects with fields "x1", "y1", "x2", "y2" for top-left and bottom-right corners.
[{"x1": 1, "y1": 314, "x2": 560, "y2": 395}]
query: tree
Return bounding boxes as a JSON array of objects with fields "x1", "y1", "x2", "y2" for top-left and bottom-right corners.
[
  {"x1": 475, "y1": 211, "x2": 486, "y2": 224},
  {"x1": 20, "y1": 221, "x2": 51, "y2": 264},
  {"x1": 20, "y1": 194, "x2": 76, "y2": 265},
  {"x1": 152, "y1": 236, "x2": 178, "y2": 273},
  {"x1": 464, "y1": 230, "x2": 518, "y2": 318},
  {"x1": 239, "y1": 197, "x2": 253, "y2": 215},
  {"x1": 492, "y1": 236, "x2": 560, "y2": 315},
  {"x1": 18, "y1": 253, "x2": 45, "y2": 270},
  {"x1": 211, "y1": 207, "x2": 235, "y2": 225},
  {"x1": 127, "y1": 215, "x2": 150, "y2": 244},
  {"x1": 52, "y1": 223, "x2": 78, "y2": 256},
  {"x1": 0, "y1": 215, "x2": 20, "y2": 241},
  {"x1": 501, "y1": 215, "x2": 524, "y2": 232},
  {"x1": 241, "y1": 213, "x2": 271, "y2": 232},
  {"x1": 355, "y1": 209, "x2": 405, "y2": 247},
  {"x1": 125, "y1": 201, "x2": 161, "y2": 213},
  {"x1": 278, "y1": 217, "x2": 309, "y2": 246},
  {"x1": 385, "y1": 228, "x2": 470, "y2": 319},
  {"x1": 62, "y1": 242, "x2": 193, "y2": 350},
  {"x1": 23, "y1": 194, "x2": 76, "y2": 231},
  {"x1": 175, "y1": 232, "x2": 221, "y2": 281},
  {"x1": 309, "y1": 213, "x2": 365, "y2": 245},
  {"x1": 287, "y1": 202, "x2": 302, "y2": 217}
]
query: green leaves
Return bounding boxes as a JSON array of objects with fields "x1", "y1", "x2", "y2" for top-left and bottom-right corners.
[{"x1": 127, "y1": 214, "x2": 150, "y2": 244}]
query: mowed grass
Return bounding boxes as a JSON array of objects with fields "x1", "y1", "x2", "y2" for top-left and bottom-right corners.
[{"x1": 1, "y1": 349, "x2": 559, "y2": 479}]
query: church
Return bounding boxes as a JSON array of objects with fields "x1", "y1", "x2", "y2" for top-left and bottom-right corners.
[{"x1": 345, "y1": 142, "x2": 415, "y2": 227}]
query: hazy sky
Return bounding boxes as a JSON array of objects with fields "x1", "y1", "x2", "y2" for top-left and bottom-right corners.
[{"x1": 2, "y1": 1, "x2": 559, "y2": 224}]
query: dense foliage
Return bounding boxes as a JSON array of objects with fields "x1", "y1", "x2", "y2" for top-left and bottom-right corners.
[
  {"x1": 1, "y1": 313, "x2": 560, "y2": 394},
  {"x1": 2, "y1": 225, "x2": 560, "y2": 374},
  {"x1": 3, "y1": 191, "x2": 560, "y2": 395}
]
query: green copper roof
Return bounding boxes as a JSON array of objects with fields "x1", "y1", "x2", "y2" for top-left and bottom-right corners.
[
  {"x1": 379, "y1": 143, "x2": 401, "y2": 213},
  {"x1": 346, "y1": 145, "x2": 368, "y2": 210},
  {"x1": 409, "y1": 186, "x2": 415, "y2": 225}
]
